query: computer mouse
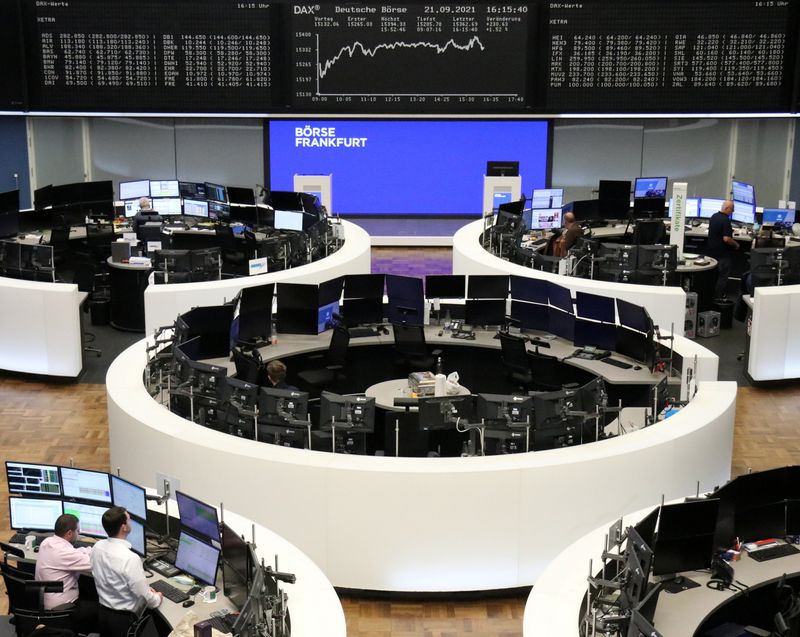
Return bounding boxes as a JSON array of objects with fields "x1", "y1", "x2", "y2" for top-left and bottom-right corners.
[
  {"x1": 633, "y1": 365, "x2": 642, "y2": 370},
  {"x1": 33, "y1": 546, "x2": 39, "y2": 553},
  {"x1": 182, "y1": 600, "x2": 195, "y2": 608}
]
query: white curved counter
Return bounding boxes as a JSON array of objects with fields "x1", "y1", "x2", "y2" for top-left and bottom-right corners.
[
  {"x1": 143, "y1": 220, "x2": 371, "y2": 335},
  {"x1": 0, "y1": 276, "x2": 85, "y2": 377},
  {"x1": 453, "y1": 220, "x2": 688, "y2": 337},
  {"x1": 748, "y1": 283, "x2": 800, "y2": 381},
  {"x1": 108, "y1": 336, "x2": 735, "y2": 593}
]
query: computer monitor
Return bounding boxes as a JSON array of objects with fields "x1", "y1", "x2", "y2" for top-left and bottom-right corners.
[
  {"x1": 176, "y1": 305, "x2": 235, "y2": 359},
  {"x1": 731, "y1": 179, "x2": 755, "y2": 206},
  {"x1": 0, "y1": 189, "x2": 19, "y2": 215},
  {"x1": 237, "y1": 283, "x2": 274, "y2": 346},
  {"x1": 486, "y1": 160, "x2": 519, "y2": 177},
  {"x1": 119, "y1": 180, "x2": 150, "y2": 200},
  {"x1": 465, "y1": 299, "x2": 506, "y2": 326},
  {"x1": 651, "y1": 499, "x2": 720, "y2": 577},
  {"x1": 221, "y1": 522, "x2": 249, "y2": 610},
  {"x1": 616, "y1": 299, "x2": 652, "y2": 333},
  {"x1": 183, "y1": 199, "x2": 209, "y2": 218},
  {"x1": 0, "y1": 211, "x2": 20, "y2": 238},
  {"x1": 9, "y1": 496, "x2": 63, "y2": 531},
  {"x1": 153, "y1": 249, "x2": 192, "y2": 275},
  {"x1": 179, "y1": 181, "x2": 206, "y2": 200},
  {"x1": 531, "y1": 387, "x2": 586, "y2": 449},
  {"x1": 616, "y1": 326, "x2": 654, "y2": 366},
  {"x1": 176, "y1": 491, "x2": 220, "y2": 543},
  {"x1": 62, "y1": 501, "x2": 108, "y2": 538},
  {"x1": 732, "y1": 201, "x2": 755, "y2": 225},
  {"x1": 509, "y1": 276, "x2": 548, "y2": 304},
  {"x1": 127, "y1": 518, "x2": 146, "y2": 557},
  {"x1": 269, "y1": 190, "x2": 304, "y2": 211},
  {"x1": 175, "y1": 530, "x2": 221, "y2": 586},
  {"x1": 273, "y1": 209, "x2": 304, "y2": 231},
  {"x1": 510, "y1": 300, "x2": 549, "y2": 331},
  {"x1": 467, "y1": 275, "x2": 508, "y2": 299},
  {"x1": 208, "y1": 201, "x2": 229, "y2": 221},
  {"x1": 6, "y1": 461, "x2": 61, "y2": 496},
  {"x1": 598, "y1": 180, "x2": 631, "y2": 201},
  {"x1": 341, "y1": 298, "x2": 383, "y2": 327},
  {"x1": 547, "y1": 282, "x2": 574, "y2": 314},
  {"x1": 574, "y1": 319, "x2": 617, "y2": 351},
  {"x1": 123, "y1": 200, "x2": 142, "y2": 217},
  {"x1": 418, "y1": 395, "x2": 475, "y2": 431},
  {"x1": 548, "y1": 307, "x2": 575, "y2": 341},
  {"x1": 204, "y1": 183, "x2": 228, "y2": 204},
  {"x1": 601, "y1": 243, "x2": 638, "y2": 269},
  {"x1": 60, "y1": 467, "x2": 112, "y2": 504},
  {"x1": 527, "y1": 207, "x2": 562, "y2": 230},
  {"x1": 151, "y1": 197, "x2": 182, "y2": 216},
  {"x1": 633, "y1": 507, "x2": 659, "y2": 549},
  {"x1": 277, "y1": 282, "x2": 318, "y2": 335},
  {"x1": 575, "y1": 291, "x2": 615, "y2": 323},
  {"x1": 634, "y1": 177, "x2": 668, "y2": 199},
  {"x1": 637, "y1": 244, "x2": 678, "y2": 272},
  {"x1": 476, "y1": 394, "x2": 532, "y2": 426},
  {"x1": 698, "y1": 198, "x2": 725, "y2": 219},
  {"x1": 730, "y1": 467, "x2": 795, "y2": 542},
  {"x1": 668, "y1": 197, "x2": 699, "y2": 218},
  {"x1": 319, "y1": 392, "x2": 375, "y2": 433},
  {"x1": 343, "y1": 273, "x2": 385, "y2": 299},
  {"x1": 425, "y1": 275, "x2": 465, "y2": 299},
  {"x1": 622, "y1": 527, "x2": 653, "y2": 609},
  {"x1": 762, "y1": 208, "x2": 796, "y2": 226},
  {"x1": 318, "y1": 300, "x2": 339, "y2": 333},
  {"x1": 222, "y1": 376, "x2": 260, "y2": 411},
  {"x1": 149, "y1": 180, "x2": 179, "y2": 198},
  {"x1": 111, "y1": 475, "x2": 147, "y2": 521},
  {"x1": 626, "y1": 584, "x2": 663, "y2": 637},
  {"x1": 386, "y1": 274, "x2": 424, "y2": 326},
  {"x1": 258, "y1": 387, "x2": 309, "y2": 427},
  {"x1": 227, "y1": 187, "x2": 256, "y2": 206},
  {"x1": 531, "y1": 188, "x2": 563, "y2": 210}
]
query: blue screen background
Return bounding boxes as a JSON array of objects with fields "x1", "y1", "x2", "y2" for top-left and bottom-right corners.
[{"x1": 268, "y1": 120, "x2": 549, "y2": 216}]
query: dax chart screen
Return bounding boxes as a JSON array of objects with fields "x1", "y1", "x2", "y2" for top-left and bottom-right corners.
[{"x1": 289, "y1": 2, "x2": 532, "y2": 111}]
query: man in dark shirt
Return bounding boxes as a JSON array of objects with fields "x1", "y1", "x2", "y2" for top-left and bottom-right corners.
[
  {"x1": 267, "y1": 360, "x2": 295, "y2": 390},
  {"x1": 707, "y1": 200, "x2": 739, "y2": 299},
  {"x1": 547, "y1": 212, "x2": 584, "y2": 257}
]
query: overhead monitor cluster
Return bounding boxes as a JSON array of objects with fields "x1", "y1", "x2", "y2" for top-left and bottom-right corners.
[{"x1": 2, "y1": 0, "x2": 799, "y2": 114}]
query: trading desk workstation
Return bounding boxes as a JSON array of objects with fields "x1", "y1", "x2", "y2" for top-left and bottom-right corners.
[
  {"x1": 2, "y1": 461, "x2": 344, "y2": 637},
  {"x1": 525, "y1": 466, "x2": 800, "y2": 637},
  {"x1": 107, "y1": 269, "x2": 733, "y2": 592}
]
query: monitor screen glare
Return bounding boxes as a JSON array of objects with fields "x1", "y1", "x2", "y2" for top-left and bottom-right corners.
[
  {"x1": 119, "y1": 180, "x2": 150, "y2": 200},
  {"x1": 634, "y1": 177, "x2": 667, "y2": 199}
]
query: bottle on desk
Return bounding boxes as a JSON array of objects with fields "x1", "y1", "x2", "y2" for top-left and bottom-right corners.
[
  {"x1": 435, "y1": 356, "x2": 443, "y2": 375},
  {"x1": 271, "y1": 318, "x2": 278, "y2": 346}
]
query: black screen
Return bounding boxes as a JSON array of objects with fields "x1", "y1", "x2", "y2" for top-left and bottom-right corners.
[
  {"x1": 617, "y1": 299, "x2": 651, "y2": 333},
  {"x1": 574, "y1": 319, "x2": 617, "y2": 351},
  {"x1": 425, "y1": 275, "x2": 465, "y2": 299},
  {"x1": 510, "y1": 275, "x2": 548, "y2": 304},
  {"x1": 575, "y1": 291, "x2": 615, "y2": 323},
  {"x1": 344, "y1": 274, "x2": 385, "y2": 299},
  {"x1": 652, "y1": 499, "x2": 719, "y2": 576},
  {"x1": 0, "y1": 0, "x2": 26, "y2": 110},
  {"x1": 467, "y1": 275, "x2": 508, "y2": 299}
]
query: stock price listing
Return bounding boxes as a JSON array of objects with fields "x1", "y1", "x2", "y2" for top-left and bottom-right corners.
[
  {"x1": 291, "y1": 2, "x2": 531, "y2": 111},
  {"x1": 544, "y1": 0, "x2": 798, "y2": 113}
]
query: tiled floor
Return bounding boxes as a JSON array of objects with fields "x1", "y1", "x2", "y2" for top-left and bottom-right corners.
[{"x1": 371, "y1": 246, "x2": 453, "y2": 277}]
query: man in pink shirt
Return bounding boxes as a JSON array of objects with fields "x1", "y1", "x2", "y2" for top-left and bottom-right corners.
[{"x1": 35, "y1": 513, "x2": 98, "y2": 632}]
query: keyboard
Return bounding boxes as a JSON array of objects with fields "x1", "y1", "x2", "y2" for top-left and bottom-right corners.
[
  {"x1": 206, "y1": 615, "x2": 233, "y2": 634},
  {"x1": 8, "y1": 533, "x2": 28, "y2": 545},
  {"x1": 748, "y1": 543, "x2": 800, "y2": 562},
  {"x1": 600, "y1": 357, "x2": 633, "y2": 369},
  {"x1": 150, "y1": 579, "x2": 190, "y2": 604}
]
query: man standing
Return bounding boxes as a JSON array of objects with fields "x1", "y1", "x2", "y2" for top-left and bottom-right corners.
[
  {"x1": 35, "y1": 514, "x2": 97, "y2": 632},
  {"x1": 707, "y1": 200, "x2": 739, "y2": 299},
  {"x1": 91, "y1": 507, "x2": 162, "y2": 637}
]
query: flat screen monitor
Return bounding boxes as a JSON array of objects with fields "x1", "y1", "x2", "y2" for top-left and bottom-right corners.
[
  {"x1": 616, "y1": 299, "x2": 651, "y2": 333},
  {"x1": 208, "y1": 201, "x2": 229, "y2": 220},
  {"x1": 237, "y1": 283, "x2": 274, "y2": 345},
  {"x1": 151, "y1": 197, "x2": 182, "y2": 216},
  {"x1": 317, "y1": 300, "x2": 339, "y2": 333},
  {"x1": 668, "y1": 197, "x2": 699, "y2": 218},
  {"x1": 418, "y1": 395, "x2": 475, "y2": 431},
  {"x1": 175, "y1": 531, "x2": 221, "y2": 586},
  {"x1": 476, "y1": 394, "x2": 532, "y2": 426},
  {"x1": 221, "y1": 523, "x2": 249, "y2": 610},
  {"x1": 274, "y1": 209, "x2": 304, "y2": 231},
  {"x1": 465, "y1": 299, "x2": 506, "y2": 326},
  {"x1": 386, "y1": 274, "x2": 424, "y2": 325},
  {"x1": 9, "y1": 496, "x2": 63, "y2": 532},
  {"x1": 149, "y1": 180, "x2": 179, "y2": 198},
  {"x1": 0, "y1": 211, "x2": 20, "y2": 238},
  {"x1": 510, "y1": 276, "x2": 548, "y2": 304},
  {"x1": 731, "y1": 180, "x2": 755, "y2": 205},
  {"x1": 0, "y1": 189, "x2": 19, "y2": 215},
  {"x1": 730, "y1": 467, "x2": 796, "y2": 542},
  {"x1": 548, "y1": 307, "x2": 575, "y2": 341},
  {"x1": 123, "y1": 200, "x2": 142, "y2": 217},
  {"x1": 176, "y1": 491, "x2": 220, "y2": 543},
  {"x1": 111, "y1": 475, "x2": 147, "y2": 521},
  {"x1": 227, "y1": 186, "x2": 256, "y2": 206},
  {"x1": 60, "y1": 467, "x2": 112, "y2": 504},
  {"x1": 62, "y1": 501, "x2": 108, "y2": 538},
  {"x1": 467, "y1": 275, "x2": 508, "y2": 299},
  {"x1": 258, "y1": 387, "x2": 309, "y2": 427},
  {"x1": 34, "y1": 184, "x2": 54, "y2": 210},
  {"x1": 269, "y1": 191, "x2": 303, "y2": 211},
  {"x1": 634, "y1": 177, "x2": 668, "y2": 199},
  {"x1": 127, "y1": 518, "x2": 146, "y2": 557},
  {"x1": 486, "y1": 160, "x2": 519, "y2": 177},
  {"x1": 425, "y1": 275, "x2": 465, "y2": 299},
  {"x1": 530, "y1": 188, "x2": 563, "y2": 210},
  {"x1": 762, "y1": 208, "x2": 796, "y2": 226},
  {"x1": 634, "y1": 507, "x2": 659, "y2": 549},
  {"x1": 574, "y1": 319, "x2": 617, "y2": 351},
  {"x1": 510, "y1": 300, "x2": 549, "y2": 331},
  {"x1": 119, "y1": 180, "x2": 150, "y2": 200},
  {"x1": 698, "y1": 198, "x2": 725, "y2": 219},
  {"x1": 204, "y1": 182, "x2": 228, "y2": 204},
  {"x1": 732, "y1": 201, "x2": 755, "y2": 225},
  {"x1": 342, "y1": 298, "x2": 383, "y2": 326},
  {"x1": 651, "y1": 499, "x2": 719, "y2": 576},
  {"x1": 319, "y1": 392, "x2": 375, "y2": 433},
  {"x1": 179, "y1": 181, "x2": 205, "y2": 200},
  {"x1": 527, "y1": 207, "x2": 562, "y2": 230},
  {"x1": 547, "y1": 282, "x2": 573, "y2": 314},
  {"x1": 616, "y1": 326, "x2": 654, "y2": 366},
  {"x1": 575, "y1": 291, "x2": 615, "y2": 323},
  {"x1": 277, "y1": 282, "x2": 318, "y2": 335},
  {"x1": 6, "y1": 461, "x2": 61, "y2": 496},
  {"x1": 343, "y1": 273, "x2": 384, "y2": 299},
  {"x1": 532, "y1": 387, "x2": 583, "y2": 429},
  {"x1": 183, "y1": 199, "x2": 209, "y2": 218},
  {"x1": 598, "y1": 180, "x2": 631, "y2": 201}
]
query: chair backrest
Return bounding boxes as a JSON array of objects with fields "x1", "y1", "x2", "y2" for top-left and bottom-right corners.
[
  {"x1": 633, "y1": 220, "x2": 666, "y2": 245},
  {"x1": 232, "y1": 348, "x2": 263, "y2": 385},
  {"x1": 528, "y1": 351, "x2": 564, "y2": 391},
  {"x1": 754, "y1": 235, "x2": 784, "y2": 249},
  {"x1": 12, "y1": 607, "x2": 75, "y2": 637},
  {"x1": 72, "y1": 262, "x2": 97, "y2": 294},
  {"x1": 327, "y1": 326, "x2": 350, "y2": 367},
  {"x1": 215, "y1": 226, "x2": 238, "y2": 251},
  {"x1": 48, "y1": 226, "x2": 70, "y2": 248},
  {"x1": 0, "y1": 562, "x2": 38, "y2": 611},
  {"x1": 392, "y1": 323, "x2": 428, "y2": 357},
  {"x1": 498, "y1": 333, "x2": 529, "y2": 373},
  {"x1": 137, "y1": 224, "x2": 164, "y2": 246}
]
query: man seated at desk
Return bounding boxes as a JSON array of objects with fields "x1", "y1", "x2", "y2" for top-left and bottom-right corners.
[
  {"x1": 132, "y1": 197, "x2": 163, "y2": 233},
  {"x1": 35, "y1": 513, "x2": 98, "y2": 632},
  {"x1": 91, "y1": 507, "x2": 162, "y2": 637},
  {"x1": 267, "y1": 359, "x2": 298, "y2": 391},
  {"x1": 545, "y1": 211, "x2": 584, "y2": 257}
]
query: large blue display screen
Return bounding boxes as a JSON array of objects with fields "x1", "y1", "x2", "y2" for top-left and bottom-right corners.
[{"x1": 268, "y1": 120, "x2": 549, "y2": 216}]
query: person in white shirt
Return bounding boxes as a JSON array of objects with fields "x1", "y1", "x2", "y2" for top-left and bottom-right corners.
[
  {"x1": 90, "y1": 507, "x2": 162, "y2": 637},
  {"x1": 35, "y1": 513, "x2": 98, "y2": 632}
]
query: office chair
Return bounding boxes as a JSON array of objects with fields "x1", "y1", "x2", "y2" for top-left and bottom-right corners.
[
  {"x1": 136, "y1": 224, "x2": 166, "y2": 253},
  {"x1": 633, "y1": 219, "x2": 666, "y2": 245},
  {"x1": 72, "y1": 262, "x2": 107, "y2": 357},
  {"x1": 83, "y1": 222, "x2": 114, "y2": 261},
  {"x1": 232, "y1": 347, "x2": 266, "y2": 385},
  {"x1": 528, "y1": 350, "x2": 564, "y2": 391},
  {"x1": 498, "y1": 333, "x2": 534, "y2": 390},
  {"x1": 48, "y1": 225, "x2": 71, "y2": 265},
  {"x1": 392, "y1": 322, "x2": 439, "y2": 372},
  {"x1": 215, "y1": 226, "x2": 248, "y2": 276},
  {"x1": 297, "y1": 326, "x2": 350, "y2": 395},
  {"x1": 1, "y1": 563, "x2": 77, "y2": 637}
]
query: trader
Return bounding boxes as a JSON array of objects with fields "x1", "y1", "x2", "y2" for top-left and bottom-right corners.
[
  {"x1": 35, "y1": 513, "x2": 98, "y2": 632},
  {"x1": 707, "y1": 199, "x2": 739, "y2": 299},
  {"x1": 91, "y1": 507, "x2": 162, "y2": 637},
  {"x1": 267, "y1": 360, "x2": 293, "y2": 389},
  {"x1": 547, "y1": 211, "x2": 584, "y2": 257},
  {"x1": 132, "y1": 197, "x2": 163, "y2": 232}
]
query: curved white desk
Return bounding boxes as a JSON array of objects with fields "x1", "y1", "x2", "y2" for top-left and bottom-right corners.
[
  {"x1": 108, "y1": 332, "x2": 733, "y2": 593},
  {"x1": 143, "y1": 220, "x2": 371, "y2": 335},
  {"x1": 0, "y1": 276, "x2": 86, "y2": 377},
  {"x1": 453, "y1": 220, "x2": 688, "y2": 337},
  {"x1": 748, "y1": 283, "x2": 800, "y2": 381}
]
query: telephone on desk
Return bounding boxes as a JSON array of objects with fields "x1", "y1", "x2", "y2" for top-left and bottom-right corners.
[
  {"x1": 574, "y1": 346, "x2": 611, "y2": 360},
  {"x1": 446, "y1": 321, "x2": 476, "y2": 340}
]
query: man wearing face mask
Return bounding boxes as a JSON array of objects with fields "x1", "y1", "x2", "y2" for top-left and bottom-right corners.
[{"x1": 35, "y1": 513, "x2": 98, "y2": 631}]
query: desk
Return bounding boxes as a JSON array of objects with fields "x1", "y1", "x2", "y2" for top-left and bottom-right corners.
[
  {"x1": 746, "y1": 283, "x2": 800, "y2": 381},
  {"x1": 107, "y1": 257, "x2": 151, "y2": 332},
  {"x1": 365, "y1": 378, "x2": 470, "y2": 411}
]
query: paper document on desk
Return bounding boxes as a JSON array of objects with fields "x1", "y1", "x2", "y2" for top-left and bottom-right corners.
[{"x1": 167, "y1": 609, "x2": 198, "y2": 637}]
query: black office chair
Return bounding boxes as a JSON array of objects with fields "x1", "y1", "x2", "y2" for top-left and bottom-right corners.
[
  {"x1": 215, "y1": 226, "x2": 248, "y2": 276},
  {"x1": 528, "y1": 350, "x2": 564, "y2": 391},
  {"x1": 83, "y1": 222, "x2": 114, "y2": 261},
  {"x1": 633, "y1": 219, "x2": 666, "y2": 245},
  {"x1": 136, "y1": 224, "x2": 166, "y2": 253},
  {"x1": 232, "y1": 347, "x2": 266, "y2": 385},
  {"x1": 498, "y1": 333, "x2": 534, "y2": 390},
  {"x1": 754, "y1": 234, "x2": 785, "y2": 249},
  {"x1": 0, "y1": 563, "x2": 77, "y2": 637},
  {"x1": 48, "y1": 225, "x2": 71, "y2": 265},
  {"x1": 297, "y1": 326, "x2": 350, "y2": 395},
  {"x1": 392, "y1": 323, "x2": 439, "y2": 372},
  {"x1": 72, "y1": 261, "x2": 107, "y2": 357}
]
